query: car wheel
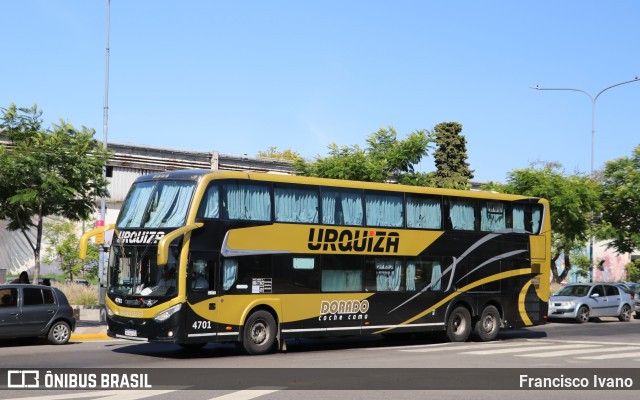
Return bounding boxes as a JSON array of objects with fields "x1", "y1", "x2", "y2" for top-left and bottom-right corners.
[
  {"x1": 47, "y1": 321, "x2": 71, "y2": 345},
  {"x1": 618, "y1": 304, "x2": 632, "y2": 322},
  {"x1": 446, "y1": 306, "x2": 471, "y2": 342},
  {"x1": 576, "y1": 306, "x2": 589, "y2": 323}
]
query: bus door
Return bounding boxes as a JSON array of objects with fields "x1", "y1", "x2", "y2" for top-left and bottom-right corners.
[{"x1": 185, "y1": 251, "x2": 219, "y2": 342}]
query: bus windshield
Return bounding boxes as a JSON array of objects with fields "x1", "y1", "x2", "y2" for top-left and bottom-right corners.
[
  {"x1": 107, "y1": 245, "x2": 180, "y2": 297},
  {"x1": 117, "y1": 180, "x2": 196, "y2": 229}
]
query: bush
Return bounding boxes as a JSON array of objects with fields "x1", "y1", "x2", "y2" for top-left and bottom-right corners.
[{"x1": 53, "y1": 282, "x2": 98, "y2": 306}]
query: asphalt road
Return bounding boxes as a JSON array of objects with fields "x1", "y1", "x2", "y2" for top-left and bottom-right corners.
[{"x1": 1, "y1": 318, "x2": 639, "y2": 400}]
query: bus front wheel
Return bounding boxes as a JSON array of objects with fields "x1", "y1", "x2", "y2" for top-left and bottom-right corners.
[
  {"x1": 242, "y1": 310, "x2": 277, "y2": 355},
  {"x1": 446, "y1": 306, "x2": 471, "y2": 342},
  {"x1": 473, "y1": 305, "x2": 500, "y2": 342}
]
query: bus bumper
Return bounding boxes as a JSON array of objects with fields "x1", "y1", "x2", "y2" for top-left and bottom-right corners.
[{"x1": 107, "y1": 314, "x2": 184, "y2": 342}]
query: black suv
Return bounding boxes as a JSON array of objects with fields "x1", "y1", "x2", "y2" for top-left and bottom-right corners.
[{"x1": 0, "y1": 284, "x2": 76, "y2": 344}]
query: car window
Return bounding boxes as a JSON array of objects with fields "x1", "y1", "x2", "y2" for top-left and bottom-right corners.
[
  {"x1": 555, "y1": 285, "x2": 589, "y2": 297},
  {"x1": 23, "y1": 288, "x2": 45, "y2": 306},
  {"x1": 590, "y1": 285, "x2": 604, "y2": 297},
  {"x1": 43, "y1": 288, "x2": 56, "y2": 304},
  {"x1": 605, "y1": 285, "x2": 620, "y2": 296},
  {"x1": 0, "y1": 288, "x2": 17, "y2": 307}
]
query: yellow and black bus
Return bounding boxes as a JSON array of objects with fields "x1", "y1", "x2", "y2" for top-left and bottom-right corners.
[{"x1": 80, "y1": 170, "x2": 551, "y2": 355}]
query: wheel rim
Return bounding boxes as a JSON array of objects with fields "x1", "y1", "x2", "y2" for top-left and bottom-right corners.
[
  {"x1": 482, "y1": 314, "x2": 496, "y2": 333},
  {"x1": 579, "y1": 308, "x2": 589, "y2": 322},
  {"x1": 452, "y1": 312, "x2": 466, "y2": 334},
  {"x1": 250, "y1": 321, "x2": 269, "y2": 345},
  {"x1": 53, "y1": 324, "x2": 69, "y2": 342},
  {"x1": 622, "y1": 306, "x2": 631, "y2": 320}
]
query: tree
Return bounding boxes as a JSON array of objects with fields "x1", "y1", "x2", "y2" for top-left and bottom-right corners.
[
  {"x1": 0, "y1": 103, "x2": 109, "y2": 282},
  {"x1": 428, "y1": 122, "x2": 474, "y2": 189},
  {"x1": 43, "y1": 219, "x2": 99, "y2": 281},
  {"x1": 257, "y1": 146, "x2": 301, "y2": 162},
  {"x1": 483, "y1": 162, "x2": 601, "y2": 283},
  {"x1": 295, "y1": 126, "x2": 431, "y2": 183},
  {"x1": 598, "y1": 145, "x2": 640, "y2": 254},
  {"x1": 625, "y1": 259, "x2": 640, "y2": 282}
]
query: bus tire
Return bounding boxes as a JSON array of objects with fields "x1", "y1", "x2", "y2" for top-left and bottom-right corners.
[
  {"x1": 242, "y1": 310, "x2": 277, "y2": 355},
  {"x1": 446, "y1": 306, "x2": 471, "y2": 342},
  {"x1": 473, "y1": 305, "x2": 500, "y2": 342}
]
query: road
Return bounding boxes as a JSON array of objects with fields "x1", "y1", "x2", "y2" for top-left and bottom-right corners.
[{"x1": 0, "y1": 318, "x2": 638, "y2": 399}]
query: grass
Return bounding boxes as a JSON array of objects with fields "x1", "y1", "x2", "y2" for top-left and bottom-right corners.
[{"x1": 53, "y1": 282, "x2": 99, "y2": 306}]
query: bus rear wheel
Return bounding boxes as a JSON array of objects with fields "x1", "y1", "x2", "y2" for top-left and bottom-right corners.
[
  {"x1": 446, "y1": 306, "x2": 471, "y2": 342},
  {"x1": 242, "y1": 310, "x2": 277, "y2": 355},
  {"x1": 473, "y1": 305, "x2": 500, "y2": 342}
]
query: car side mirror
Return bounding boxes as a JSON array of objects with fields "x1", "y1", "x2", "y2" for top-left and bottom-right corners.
[{"x1": 590, "y1": 293, "x2": 600, "y2": 298}]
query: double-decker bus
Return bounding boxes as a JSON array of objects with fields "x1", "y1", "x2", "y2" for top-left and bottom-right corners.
[{"x1": 80, "y1": 170, "x2": 550, "y2": 355}]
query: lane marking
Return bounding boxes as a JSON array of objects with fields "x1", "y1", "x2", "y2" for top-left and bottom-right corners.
[
  {"x1": 400, "y1": 341, "x2": 549, "y2": 353},
  {"x1": 461, "y1": 343, "x2": 600, "y2": 355},
  {"x1": 577, "y1": 351, "x2": 640, "y2": 360},
  {"x1": 209, "y1": 389, "x2": 282, "y2": 400},
  {"x1": 517, "y1": 346, "x2": 640, "y2": 358},
  {"x1": 2, "y1": 390, "x2": 176, "y2": 400}
]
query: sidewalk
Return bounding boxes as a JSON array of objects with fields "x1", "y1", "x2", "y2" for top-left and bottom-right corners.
[{"x1": 70, "y1": 320, "x2": 110, "y2": 341}]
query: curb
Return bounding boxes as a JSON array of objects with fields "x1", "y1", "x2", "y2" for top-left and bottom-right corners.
[{"x1": 70, "y1": 333, "x2": 111, "y2": 341}]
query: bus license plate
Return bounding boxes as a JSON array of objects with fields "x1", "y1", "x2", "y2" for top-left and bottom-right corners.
[{"x1": 125, "y1": 329, "x2": 138, "y2": 337}]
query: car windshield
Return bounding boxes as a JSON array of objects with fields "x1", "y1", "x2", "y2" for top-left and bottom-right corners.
[
  {"x1": 107, "y1": 245, "x2": 179, "y2": 297},
  {"x1": 554, "y1": 285, "x2": 590, "y2": 297}
]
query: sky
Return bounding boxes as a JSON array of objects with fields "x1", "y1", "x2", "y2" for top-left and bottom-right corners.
[{"x1": 1, "y1": 1, "x2": 639, "y2": 183}]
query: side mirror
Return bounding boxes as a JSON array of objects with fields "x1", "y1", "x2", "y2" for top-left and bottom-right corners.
[{"x1": 590, "y1": 293, "x2": 600, "y2": 298}]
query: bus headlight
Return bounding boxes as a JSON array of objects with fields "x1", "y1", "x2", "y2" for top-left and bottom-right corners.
[
  {"x1": 106, "y1": 305, "x2": 114, "y2": 317},
  {"x1": 153, "y1": 303, "x2": 182, "y2": 323}
]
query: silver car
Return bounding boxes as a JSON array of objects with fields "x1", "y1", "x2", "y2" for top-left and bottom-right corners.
[{"x1": 548, "y1": 283, "x2": 634, "y2": 323}]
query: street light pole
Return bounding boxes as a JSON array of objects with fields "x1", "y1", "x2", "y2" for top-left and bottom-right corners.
[
  {"x1": 98, "y1": 0, "x2": 111, "y2": 304},
  {"x1": 529, "y1": 76, "x2": 640, "y2": 282}
]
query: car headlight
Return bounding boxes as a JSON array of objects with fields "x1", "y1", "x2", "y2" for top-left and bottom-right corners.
[
  {"x1": 153, "y1": 303, "x2": 182, "y2": 323},
  {"x1": 559, "y1": 301, "x2": 576, "y2": 307}
]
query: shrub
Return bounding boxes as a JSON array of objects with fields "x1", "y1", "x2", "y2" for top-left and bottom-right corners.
[{"x1": 53, "y1": 282, "x2": 98, "y2": 306}]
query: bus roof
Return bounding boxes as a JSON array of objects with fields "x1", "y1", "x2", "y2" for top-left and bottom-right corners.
[{"x1": 134, "y1": 169, "x2": 539, "y2": 202}]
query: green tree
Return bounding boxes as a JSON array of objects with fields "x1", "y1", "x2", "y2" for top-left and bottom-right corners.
[
  {"x1": 257, "y1": 146, "x2": 301, "y2": 162},
  {"x1": 598, "y1": 145, "x2": 640, "y2": 254},
  {"x1": 483, "y1": 162, "x2": 601, "y2": 283},
  {"x1": 625, "y1": 259, "x2": 640, "y2": 282},
  {"x1": 295, "y1": 126, "x2": 431, "y2": 183},
  {"x1": 43, "y1": 219, "x2": 99, "y2": 281},
  {"x1": 0, "y1": 103, "x2": 109, "y2": 282},
  {"x1": 428, "y1": 122, "x2": 474, "y2": 189}
]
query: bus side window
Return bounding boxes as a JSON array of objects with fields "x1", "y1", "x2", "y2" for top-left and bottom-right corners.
[
  {"x1": 448, "y1": 199, "x2": 476, "y2": 231},
  {"x1": 365, "y1": 258, "x2": 403, "y2": 292},
  {"x1": 221, "y1": 182, "x2": 271, "y2": 221},
  {"x1": 223, "y1": 259, "x2": 238, "y2": 291},
  {"x1": 321, "y1": 188, "x2": 363, "y2": 226},
  {"x1": 321, "y1": 254, "x2": 364, "y2": 292},
  {"x1": 197, "y1": 184, "x2": 220, "y2": 219},
  {"x1": 406, "y1": 258, "x2": 443, "y2": 292}
]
